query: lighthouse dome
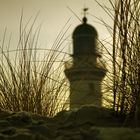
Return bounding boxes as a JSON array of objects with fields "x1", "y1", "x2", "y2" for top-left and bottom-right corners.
[
  {"x1": 72, "y1": 17, "x2": 98, "y2": 56},
  {"x1": 73, "y1": 17, "x2": 98, "y2": 38}
]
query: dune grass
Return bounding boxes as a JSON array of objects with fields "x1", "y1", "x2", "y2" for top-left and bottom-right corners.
[
  {"x1": 96, "y1": 0, "x2": 140, "y2": 124},
  {"x1": 0, "y1": 14, "x2": 70, "y2": 117}
]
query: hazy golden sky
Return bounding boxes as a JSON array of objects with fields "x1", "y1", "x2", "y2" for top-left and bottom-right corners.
[{"x1": 0, "y1": 0, "x2": 112, "y2": 50}]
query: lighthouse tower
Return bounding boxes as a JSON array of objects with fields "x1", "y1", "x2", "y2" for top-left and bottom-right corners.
[{"x1": 64, "y1": 9, "x2": 106, "y2": 109}]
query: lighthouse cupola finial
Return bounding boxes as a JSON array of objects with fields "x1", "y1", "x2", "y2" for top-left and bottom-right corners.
[{"x1": 83, "y1": 7, "x2": 88, "y2": 23}]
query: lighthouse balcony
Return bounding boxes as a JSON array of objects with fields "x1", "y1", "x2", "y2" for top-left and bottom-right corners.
[
  {"x1": 64, "y1": 58, "x2": 106, "y2": 81},
  {"x1": 65, "y1": 58, "x2": 106, "y2": 71}
]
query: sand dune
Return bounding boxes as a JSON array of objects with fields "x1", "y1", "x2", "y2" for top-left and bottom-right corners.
[{"x1": 0, "y1": 106, "x2": 140, "y2": 140}]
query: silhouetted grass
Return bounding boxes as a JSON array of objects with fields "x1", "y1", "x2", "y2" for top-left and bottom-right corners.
[
  {"x1": 96, "y1": 0, "x2": 140, "y2": 125},
  {"x1": 0, "y1": 13, "x2": 70, "y2": 117}
]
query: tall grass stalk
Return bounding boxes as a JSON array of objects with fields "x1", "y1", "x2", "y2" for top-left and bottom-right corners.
[
  {"x1": 96, "y1": 0, "x2": 140, "y2": 124},
  {"x1": 0, "y1": 14, "x2": 70, "y2": 117}
]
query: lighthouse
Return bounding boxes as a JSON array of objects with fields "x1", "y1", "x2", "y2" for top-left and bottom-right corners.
[{"x1": 64, "y1": 9, "x2": 106, "y2": 109}]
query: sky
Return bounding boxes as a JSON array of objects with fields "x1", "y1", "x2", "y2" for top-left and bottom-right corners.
[{"x1": 0, "y1": 0, "x2": 113, "y2": 53}]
